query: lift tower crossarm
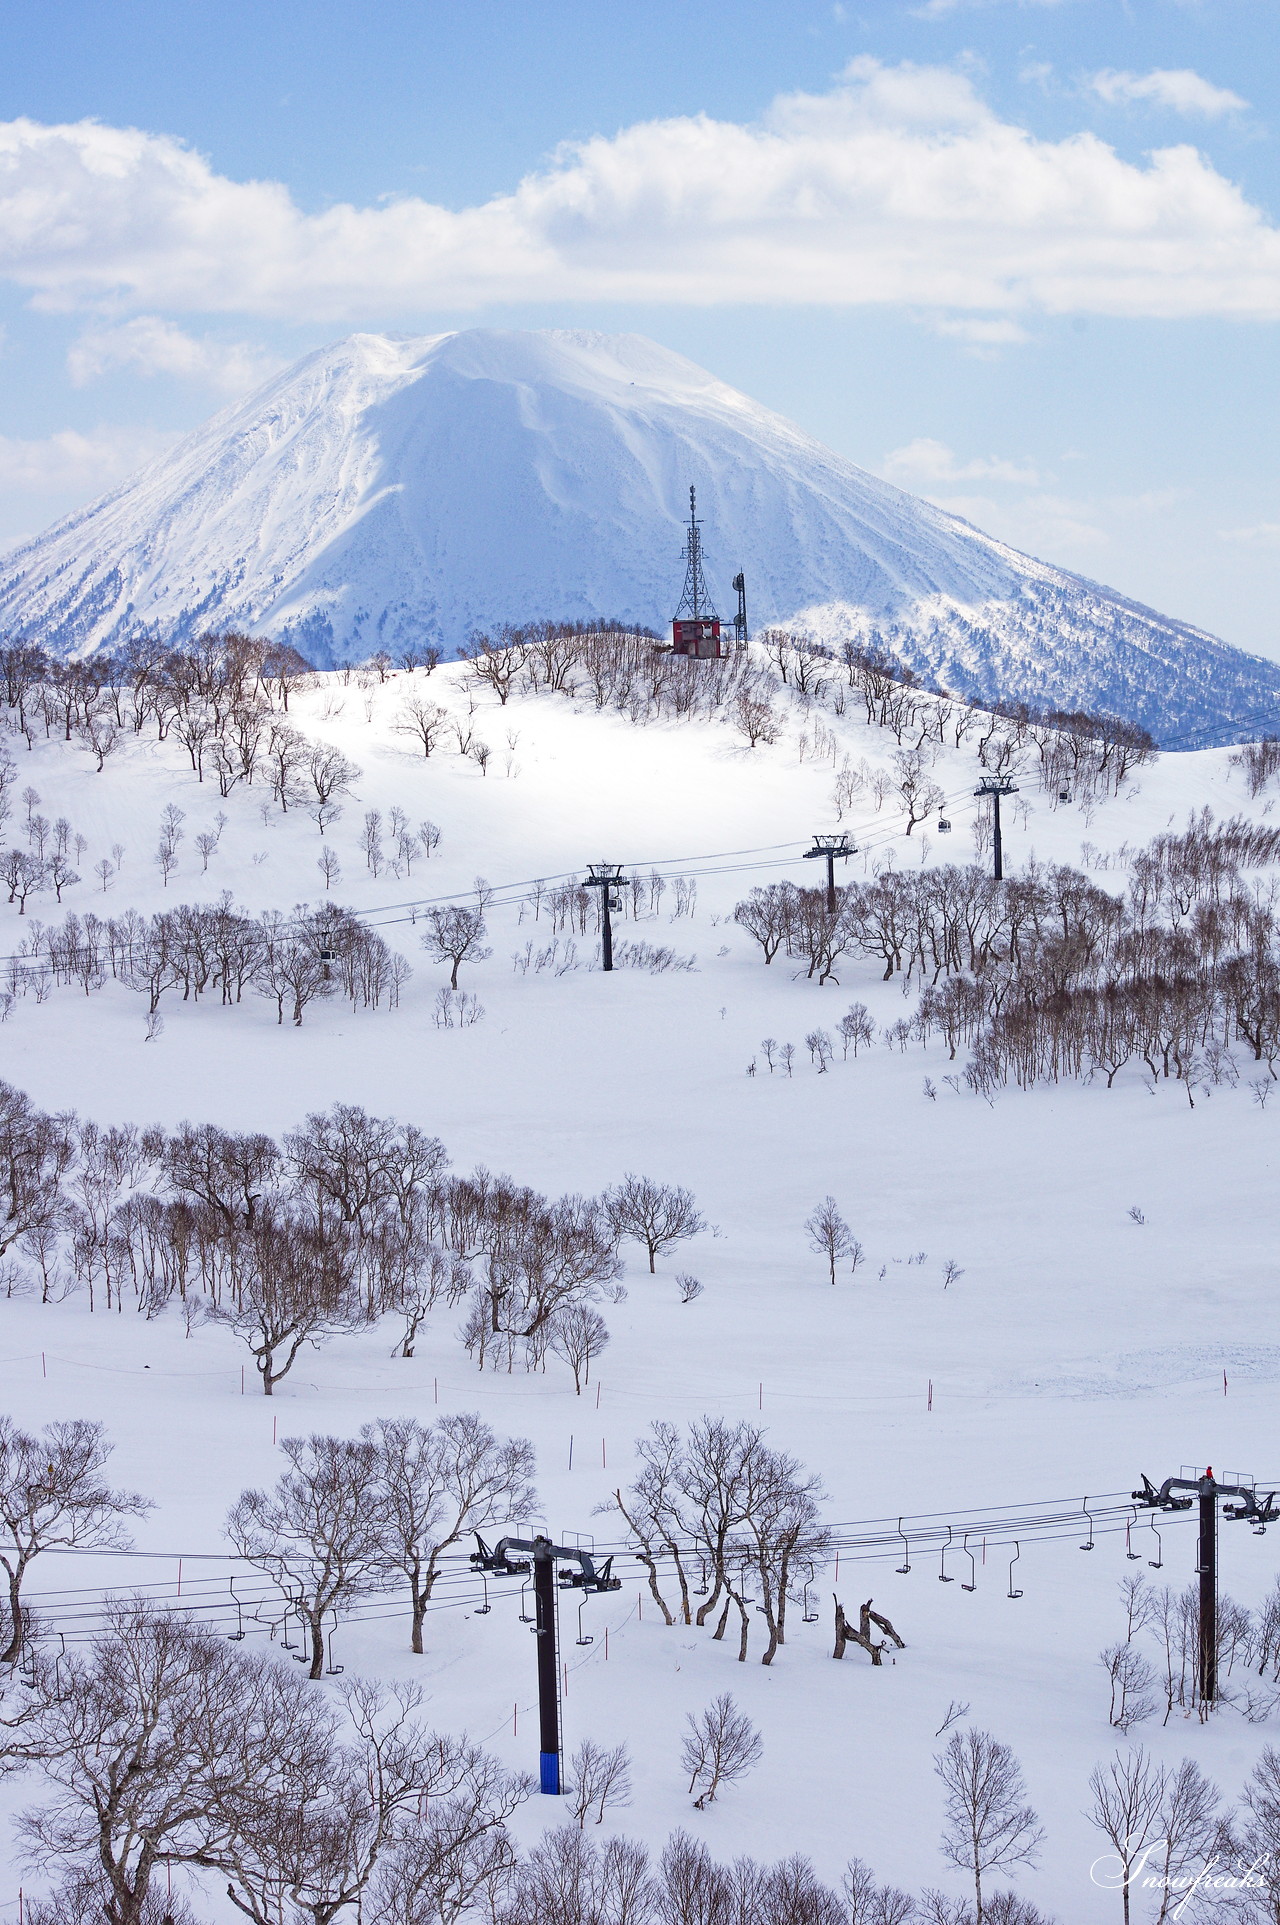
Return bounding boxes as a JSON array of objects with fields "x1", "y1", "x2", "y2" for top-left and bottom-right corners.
[
  {"x1": 471, "y1": 1533, "x2": 622, "y2": 1592},
  {"x1": 1132, "y1": 1473, "x2": 1279, "y2": 1522}
]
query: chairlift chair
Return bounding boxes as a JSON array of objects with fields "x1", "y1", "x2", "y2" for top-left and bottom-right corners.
[
  {"x1": 961, "y1": 1533, "x2": 976, "y2": 1592},
  {"x1": 938, "y1": 1525, "x2": 955, "y2": 1582},
  {"x1": 895, "y1": 1519, "x2": 912, "y2": 1574},
  {"x1": 1006, "y1": 1542, "x2": 1024, "y2": 1598},
  {"x1": 1079, "y1": 1497, "x2": 1096, "y2": 1551}
]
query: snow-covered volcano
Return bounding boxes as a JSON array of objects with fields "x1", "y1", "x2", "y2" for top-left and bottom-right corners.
[{"x1": 0, "y1": 327, "x2": 1275, "y2": 742}]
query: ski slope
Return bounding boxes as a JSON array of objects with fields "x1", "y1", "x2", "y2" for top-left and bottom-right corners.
[{"x1": 0, "y1": 658, "x2": 1276, "y2": 1916}]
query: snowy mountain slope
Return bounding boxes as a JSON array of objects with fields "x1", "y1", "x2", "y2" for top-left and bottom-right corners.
[
  {"x1": 1, "y1": 328, "x2": 1275, "y2": 746},
  {"x1": 1, "y1": 667, "x2": 1280, "y2": 1916}
]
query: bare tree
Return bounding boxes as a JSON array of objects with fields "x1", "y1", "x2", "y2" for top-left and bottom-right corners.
[
  {"x1": 0, "y1": 1083, "x2": 76, "y2": 1258},
  {"x1": 805, "y1": 1196, "x2": 855, "y2": 1286},
  {"x1": 935, "y1": 1729, "x2": 1042, "y2": 1924},
  {"x1": 805, "y1": 1027, "x2": 834, "y2": 1072},
  {"x1": 227, "y1": 1431, "x2": 389, "y2": 1677},
  {"x1": 22, "y1": 1870, "x2": 202, "y2": 1925},
  {"x1": 1, "y1": 847, "x2": 47, "y2": 912},
  {"x1": 461, "y1": 632, "x2": 529, "y2": 705},
  {"x1": 1100, "y1": 1641, "x2": 1156, "y2": 1733},
  {"x1": 263, "y1": 720, "x2": 309, "y2": 812},
  {"x1": 255, "y1": 913, "x2": 335, "y2": 1027},
  {"x1": 681, "y1": 1693, "x2": 762, "y2": 1808},
  {"x1": 843, "y1": 1858, "x2": 919, "y2": 1925},
  {"x1": 163, "y1": 1120, "x2": 281, "y2": 1231},
  {"x1": 318, "y1": 845, "x2": 341, "y2": 890},
  {"x1": 77, "y1": 709, "x2": 120, "y2": 772},
  {"x1": 46, "y1": 849, "x2": 79, "y2": 902},
  {"x1": 394, "y1": 696, "x2": 450, "y2": 757},
  {"x1": 1147, "y1": 1758, "x2": 1222, "y2": 1925},
  {"x1": 1086, "y1": 1748, "x2": 1167, "y2": 1925},
  {"x1": 363, "y1": 1413, "x2": 537, "y2": 1655},
  {"x1": 549, "y1": 1303, "x2": 610, "y2": 1392},
  {"x1": 0, "y1": 1417, "x2": 150, "y2": 1663},
  {"x1": 568, "y1": 1739, "x2": 633, "y2": 1828},
  {"x1": 283, "y1": 1104, "x2": 446, "y2": 1237},
  {"x1": 732, "y1": 694, "x2": 781, "y2": 747},
  {"x1": 206, "y1": 1207, "x2": 366, "y2": 1394},
  {"x1": 419, "y1": 906, "x2": 491, "y2": 990},
  {"x1": 363, "y1": 809, "x2": 384, "y2": 875},
  {"x1": 363, "y1": 1742, "x2": 528, "y2": 1924},
  {"x1": 306, "y1": 741, "x2": 359, "y2": 831},
  {"x1": 734, "y1": 885, "x2": 795, "y2": 964},
  {"x1": 893, "y1": 747, "x2": 945, "y2": 836},
  {"x1": 508, "y1": 1825, "x2": 654, "y2": 1924},
  {"x1": 1233, "y1": 1745, "x2": 1280, "y2": 1925},
  {"x1": 217, "y1": 1681, "x2": 490, "y2": 1925},
  {"x1": 10, "y1": 1598, "x2": 334, "y2": 1925},
  {"x1": 605, "y1": 1174, "x2": 705, "y2": 1274}
]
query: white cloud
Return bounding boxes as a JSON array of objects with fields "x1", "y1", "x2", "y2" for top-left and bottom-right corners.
[
  {"x1": 934, "y1": 491, "x2": 1111, "y2": 551},
  {"x1": 882, "y1": 437, "x2": 1040, "y2": 485},
  {"x1": 920, "y1": 483, "x2": 1192, "y2": 562},
  {"x1": 931, "y1": 316, "x2": 1031, "y2": 347},
  {"x1": 1220, "y1": 520, "x2": 1280, "y2": 547},
  {"x1": 67, "y1": 316, "x2": 283, "y2": 394},
  {"x1": 0, "y1": 65, "x2": 1276, "y2": 321},
  {"x1": 1089, "y1": 68, "x2": 1249, "y2": 117},
  {"x1": 0, "y1": 424, "x2": 176, "y2": 497},
  {"x1": 912, "y1": 0, "x2": 1071, "y2": 17}
]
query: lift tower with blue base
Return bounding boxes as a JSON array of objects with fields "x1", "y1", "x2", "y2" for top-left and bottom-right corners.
[{"x1": 472, "y1": 1533, "x2": 622, "y2": 1793}]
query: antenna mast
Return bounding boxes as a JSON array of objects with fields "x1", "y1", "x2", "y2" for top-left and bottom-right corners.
[{"x1": 674, "y1": 486, "x2": 719, "y2": 624}]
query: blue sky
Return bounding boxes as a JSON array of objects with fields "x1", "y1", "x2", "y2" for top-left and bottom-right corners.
[{"x1": 0, "y1": 0, "x2": 1275, "y2": 652}]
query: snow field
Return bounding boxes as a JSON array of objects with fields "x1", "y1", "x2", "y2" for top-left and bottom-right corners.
[{"x1": 0, "y1": 662, "x2": 1276, "y2": 1914}]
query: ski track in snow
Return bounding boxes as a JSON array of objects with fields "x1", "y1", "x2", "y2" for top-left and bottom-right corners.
[{"x1": 0, "y1": 663, "x2": 1277, "y2": 1914}]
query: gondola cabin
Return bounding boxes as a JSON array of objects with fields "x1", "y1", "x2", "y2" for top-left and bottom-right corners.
[{"x1": 672, "y1": 616, "x2": 726, "y2": 659}]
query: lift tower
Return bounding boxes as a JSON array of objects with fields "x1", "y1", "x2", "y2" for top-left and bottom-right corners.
[{"x1": 472, "y1": 1534, "x2": 621, "y2": 1792}]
